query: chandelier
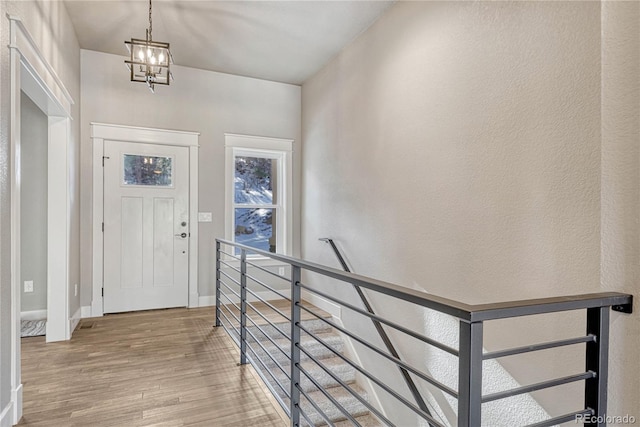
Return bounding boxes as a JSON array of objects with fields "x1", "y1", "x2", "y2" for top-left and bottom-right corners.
[{"x1": 125, "y1": 0, "x2": 173, "y2": 92}]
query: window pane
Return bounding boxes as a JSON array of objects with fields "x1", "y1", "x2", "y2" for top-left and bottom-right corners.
[
  {"x1": 123, "y1": 154, "x2": 173, "y2": 186},
  {"x1": 235, "y1": 208, "x2": 276, "y2": 253},
  {"x1": 235, "y1": 156, "x2": 277, "y2": 204}
]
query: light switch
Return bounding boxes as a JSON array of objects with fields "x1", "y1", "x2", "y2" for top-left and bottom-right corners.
[
  {"x1": 24, "y1": 280, "x2": 34, "y2": 293},
  {"x1": 198, "y1": 212, "x2": 212, "y2": 222}
]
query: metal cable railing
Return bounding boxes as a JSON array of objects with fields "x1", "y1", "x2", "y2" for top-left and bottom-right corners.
[
  {"x1": 215, "y1": 238, "x2": 633, "y2": 427},
  {"x1": 320, "y1": 237, "x2": 439, "y2": 423}
]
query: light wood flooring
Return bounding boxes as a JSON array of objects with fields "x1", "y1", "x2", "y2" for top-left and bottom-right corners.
[{"x1": 19, "y1": 305, "x2": 289, "y2": 427}]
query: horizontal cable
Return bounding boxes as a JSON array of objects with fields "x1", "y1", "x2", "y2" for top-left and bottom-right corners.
[
  {"x1": 245, "y1": 314, "x2": 291, "y2": 362},
  {"x1": 297, "y1": 343, "x2": 394, "y2": 426},
  {"x1": 218, "y1": 259, "x2": 241, "y2": 273},
  {"x1": 483, "y1": 335, "x2": 596, "y2": 360},
  {"x1": 297, "y1": 405, "x2": 316, "y2": 427},
  {"x1": 246, "y1": 273, "x2": 291, "y2": 301},
  {"x1": 217, "y1": 249, "x2": 240, "y2": 260},
  {"x1": 244, "y1": 318, "x2": 291, "y2": 374},
  {"x1": 218, "y1": 321, "x2": 240, "y2": 349},
  {"x1": 297, "y1": 363, "x2": 360, "y2": 427},
  {"x1": 246, "y1": 289, "x2": 292, "y2": 322},
  {"x1": 218, "y1": 311, "x2": 240, "y2": 348},
  {"x1": 243, "y1": 355, "x2": 291, "y2": 418},
  {"x1": 220, "y1": 280, "x2": 242, "y2": 302},
  {"x1": 219, "y1": 292, "x2": 242, "y2": 318},
  {"x1": 298, "y1": 283, "x2": 458, "y2": 357},
  {"x1": 526, "y1": 408, "x2": 594, "y2": 427},
  {"x1": 245, "y1": 259, "x2": 290, "y2": 282},
  {"x1": 220, "y1": 295, "x2": 240, "y2": 328},
  {"x1": 219, "y1": 270, "x2": 241, "y2": 287},
  {"x1": 245, "y1": 303, "x2": 290, "y2": 341},
  {"x1": 244, "y1": 341, "x2": 291, "y2": 399},
  {"x1": 482, "y1": 371, "x2": 596, "y2": 403},
  {"x1": 296, "y1": 383, "x2": 336, "y2": 427},
  {"x1": 298, "y1": 323, "x2": 444, "y2": 426},
  {"x1": 298, "y1": 303, "x2": 458, "y2": 398}
]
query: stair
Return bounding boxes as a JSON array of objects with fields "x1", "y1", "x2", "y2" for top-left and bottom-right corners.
[{"x1": 228, "y1": 302, "x2": 383, "y2": 426}]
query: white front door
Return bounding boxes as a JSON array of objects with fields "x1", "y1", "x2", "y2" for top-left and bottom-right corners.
[{"x1": 103, "y1": 141, "x2": 190, "y2": 313}]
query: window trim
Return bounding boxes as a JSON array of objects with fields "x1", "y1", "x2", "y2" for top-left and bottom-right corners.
[{"x1": 224, "y1": 134, "x2": 293, "y2": 258}]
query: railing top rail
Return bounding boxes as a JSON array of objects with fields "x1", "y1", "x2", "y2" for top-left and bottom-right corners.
[{"x1": 216, "y1": 239, "x2": 633, "y2": 322}]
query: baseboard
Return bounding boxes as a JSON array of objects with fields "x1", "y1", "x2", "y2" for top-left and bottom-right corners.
[
  {"x1": 0, "y1": 400, "x2": 13, "y2": 427},
  {"x1": 69, "y1": 306, "x2": 81, "y2": 335},
  {"x1": 11, "y1": 384, "x2": 22, "y2": 425},
  {"x1": 91, "y1": 297, "x2": 103, "y2": 317},
  {"x1": 80, "y1": 305, "x2": 92, "y2": 319},
  {"x1": 199, "y1": 289, "x2": 292, "y2": 307},
  {"x1": 301, "y1": 290, "x2": 341, "y2": 319},
  {"x1": 20, "y1": 309, "x2": 47, "y2": 321}
]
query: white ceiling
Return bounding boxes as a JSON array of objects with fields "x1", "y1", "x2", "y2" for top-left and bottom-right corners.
[{"x1": 64, "y1": 0, "x2": 394, "y2": 85}]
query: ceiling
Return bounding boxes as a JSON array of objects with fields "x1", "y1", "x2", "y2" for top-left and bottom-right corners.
[{"x1": 64, "y1": 0, "x2": 394, "y2": 85}]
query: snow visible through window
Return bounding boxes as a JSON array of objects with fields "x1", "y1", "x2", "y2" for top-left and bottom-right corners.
[{"x1": 234, "y1": 156, "x2": 276, "y2": 253}]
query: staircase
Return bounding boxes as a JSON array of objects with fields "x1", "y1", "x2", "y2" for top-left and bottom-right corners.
[{"x1": 236, "y1": 304, "x2": 383, "y2": 426}]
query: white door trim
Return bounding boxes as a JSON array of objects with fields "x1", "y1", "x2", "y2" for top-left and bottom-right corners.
[
  {"x1": 8, "y1": 15, "x2": 74, "y2": 425},
  {"x1": 91, "y1": 123, "x2": 200, "y2": 316}
]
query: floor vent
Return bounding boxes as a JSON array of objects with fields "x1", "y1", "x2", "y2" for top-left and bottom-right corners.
[{"x1": 79, "y1": 322, "x2": 95, "y2": 329}]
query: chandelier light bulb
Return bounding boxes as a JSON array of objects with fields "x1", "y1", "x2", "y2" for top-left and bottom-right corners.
[
  {"x1": 138, "y1": 49, "x2": 145, "y2": 61},
  {"x1": 158, "y1": 52, "x2": 165, "y2": 63}
]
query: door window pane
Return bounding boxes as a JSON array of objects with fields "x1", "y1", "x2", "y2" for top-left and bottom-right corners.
[
  {"x1": 234, "y1": 157, "x2": 276, "y2": 204},
  {"x1": 235, "y1": 208, "x2": 276, "y2": 253},
  {"x1": 123, "y1": 154, "x2": 173, "y2": 186}
]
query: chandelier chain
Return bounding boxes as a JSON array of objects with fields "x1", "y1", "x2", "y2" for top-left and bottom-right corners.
[{"x1": 148, "y1": 0, "x2": 153, "y2": 41}]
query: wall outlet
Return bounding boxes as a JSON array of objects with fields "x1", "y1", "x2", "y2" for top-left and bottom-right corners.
[
  {"x1": 279, "y1": 267, "x2": 286, "y2": 276},
  {"x1": 24, "y1": 280, "x2": 34, "y2": 293},
  {"x1": 75, "y1": 283, "x2": 78, "y2": 297}
]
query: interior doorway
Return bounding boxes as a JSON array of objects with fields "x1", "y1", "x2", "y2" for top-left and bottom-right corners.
[{"x1": 9, "y1": 16, "x2": 75, "y2": 425}]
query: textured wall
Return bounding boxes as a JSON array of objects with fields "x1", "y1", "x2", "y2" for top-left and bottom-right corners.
[
  {"x1": 20, "y1": 92, "x2": 48, "y2": 313},
  {"x1": 302, "y1": 1, "x2": 606, "y2": 424},
  {"x1": 601, "y1": 0, "x2": 640, "y2": 418},
  {"x1": 0, "y1": 0, "x2": 81, "y2": 416},
  {"x1": 79, "y1": 50, "x2": 301, "y2": 307}
]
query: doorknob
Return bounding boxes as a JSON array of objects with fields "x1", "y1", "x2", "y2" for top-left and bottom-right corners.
[{"x1": 175, "y1": 232, "x2": 188, "y2": 238}]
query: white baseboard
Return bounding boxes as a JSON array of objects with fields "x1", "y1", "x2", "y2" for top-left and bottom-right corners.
[
  {"x1": 69, "y1": 306, "x2": 81, "y2": 335},
  {"x1": 11, "y1": 384, "x2": 22, "y2": 425},
  {"x1": 91, "y1": 297, "x2": 103, "y2": 317},
  {"x1": 301, "y1": 290, "x2": 341, "y2": 319},
  {"x1": 0, "y1": 400, "x2": 13, "y2": 427},
  {"x1": 199, "y1": 295, "x2": 215, "y2": 307},
  {"x1": 20, "y1": 309, "x2": 47, "y2": 321},
  {"x1": 199, "y1": 289, "x2": 292, "y2": 307},
  {"x1": 80, "y1": 305, "x2": 92, "y2": 319}
]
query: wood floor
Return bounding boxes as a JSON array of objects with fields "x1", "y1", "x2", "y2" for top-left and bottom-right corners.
[{"x1": 19, "y1": 306, "x2": 288, "y2": 427}]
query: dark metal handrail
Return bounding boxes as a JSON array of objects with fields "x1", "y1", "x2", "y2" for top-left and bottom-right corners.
[
  {"x1": 214, "y1": 238, "x2": 633, "y2": 427},
  {"x1": 319, "y1": 237, "x2": 436, "y2": 424}
]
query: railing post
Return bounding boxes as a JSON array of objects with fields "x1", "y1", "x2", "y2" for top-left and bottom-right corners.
[
  {"x1": 240, "y1": 249, "x2": 248, "y2": 365},
  {"x1": 290, "y1": 266, "x2": 302, "y2": 427},
  {"x1": 458, "y1": 320, "x2": 483, "y2": 427},
  {"x1": 215, "y1": 241, "x2": 221, "y2": 327},
  {"x1": 584, "y1": 307, "x2": 609, "y2": 426}
]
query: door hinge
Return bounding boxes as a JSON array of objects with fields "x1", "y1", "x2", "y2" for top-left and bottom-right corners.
[
  {"x1": 101, "y1": 288, "x2": 104, "y2": 297},
  {"x1": 102, "y1": 156, "x2": 110, "y2": 167},
  {"x1": 102, "y1": 222, "x2": 104, "y2": 232}
]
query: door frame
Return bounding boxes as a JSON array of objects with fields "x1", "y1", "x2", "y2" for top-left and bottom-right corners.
[
  {"x1": 91, "y1": 123, "x2": 200, "y2": 316},
  {"x1": 8, "y1": 15, "x2": 75, "y2": 425}
]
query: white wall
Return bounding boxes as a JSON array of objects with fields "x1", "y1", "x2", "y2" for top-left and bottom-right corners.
[
  {"x1": 0, "y1": 0, "x2": 81, "y2": 421},
  {"x1": 79, "y1": 50, "x2": 301, "y2": 309},
  {"x1": 302, "y1": 1, "x2": 637, "y2": 424},
  {"x1": 600, "y1": 0, "x2": 640, "y2": 420},
  {"x1": 20, "y1": 92, "x2": 48, "y2": 314}
]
